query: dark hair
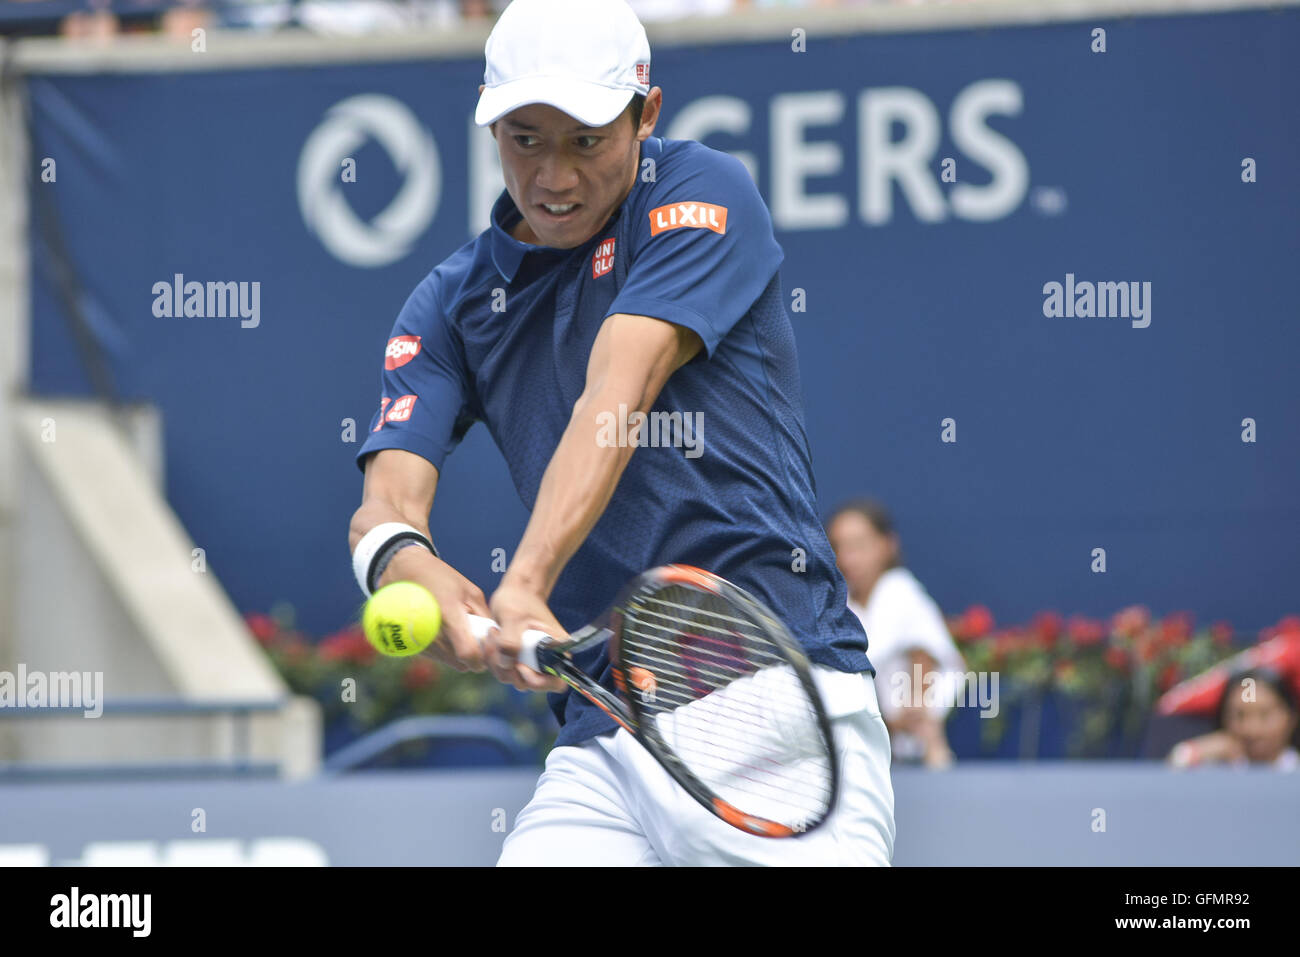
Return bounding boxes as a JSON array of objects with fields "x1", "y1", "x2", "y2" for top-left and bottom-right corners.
[
  {"x1": 627, "y1": 92, "x2": 647, "y2": 132},
  {"x1": 1217, "y1": 667, "x2": 1300, "y2": 746},
  {"x1": 827, "y1": 498, "x2": 904, "y2": 570}
]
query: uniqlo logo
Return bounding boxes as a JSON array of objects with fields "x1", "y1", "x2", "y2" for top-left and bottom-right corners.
[
  {"x1": 372, "y1": 397, "x2": 391, "y2": 431},
  {"x1": 385, "y1": 394, "x2": 417, "y2": 423},
  {"x1": 635, "y1": 63, "x2": 649, "y2": 86},
  {"x1": 648, "y1": 202, "x2": 728, "y2": 237},
  {"x1": 592, "y1": 237, "x2": 616, "y2": 278},
  {"x1": 384, "y1": 335, "x2": 421, "y2": 370}
]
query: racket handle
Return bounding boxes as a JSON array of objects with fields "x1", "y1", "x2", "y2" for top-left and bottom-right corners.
[{"x1": 465, "y1": 613, "x2": 549, "y2": 673}]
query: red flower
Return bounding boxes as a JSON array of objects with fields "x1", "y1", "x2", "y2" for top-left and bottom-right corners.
[
  {"x1": 1157, "y1": 663, "x2": 1180, "y2": 692},
  {"x1": 1159, "y1": 612, "x2": 1194, "y2": 647},
  {"x1": 245, "y1": 612, "x2": 278, "y2": 646},
  {"x1": 954, "y1": 605, "x2": 995, "y2": 641},
  {"x1": 1104, "y1": 646, "x2": 1129, "y2": 671},
  {"x1": 1209, "y1": 621, "x2": 1234, "y2": 646},
  {"x1": 1135, "y1": 635, "x2": 1162, "y2": 664},
  {"x1": 1067, "y1": 615, "x2": 1106, "y2": 647},
  {"x1": 1032, "y1": 611, "x2": 1063, "y2": 648},
  {"x1": 992, "y1": 629, "x2": 1031, "y2": 661},
  {"x1": 403, "y1": 657, "x2": 439, "y2": 691},
  {"x1": 1111, "y1": 606, "x2": 1150, "y2": 640},
  {"x1": 319, "y1": 626, "x2": 376, "y2": 665}
]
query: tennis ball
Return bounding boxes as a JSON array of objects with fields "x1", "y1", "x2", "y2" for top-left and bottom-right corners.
[{"x1": 362, "y1": 582, "x2": 441, "y2": 657}]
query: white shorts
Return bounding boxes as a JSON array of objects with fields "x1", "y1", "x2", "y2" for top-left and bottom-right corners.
[{"x1": 497, "y1": 668, "x2": 896, "y2": 866}]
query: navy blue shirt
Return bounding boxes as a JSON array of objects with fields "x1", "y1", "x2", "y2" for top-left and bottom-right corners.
[{"x1": 357, "y1": 135, "x2": 872, "y2": 747}]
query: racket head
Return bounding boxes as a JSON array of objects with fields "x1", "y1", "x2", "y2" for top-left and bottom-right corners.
[{"x1": 610, "y1": 565, "x2": 840, "y2": 838}]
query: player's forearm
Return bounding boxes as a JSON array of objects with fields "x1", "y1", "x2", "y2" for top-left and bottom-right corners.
[
  {"x1": 347, "y1": 499, "x2": 430, "y2": 554},
  {"x1": 504, "y1": 386, "x2": 646, "y2": 598}
]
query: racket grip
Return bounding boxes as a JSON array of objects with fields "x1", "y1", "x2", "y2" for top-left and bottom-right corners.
[{"x1": 465, "y1": 614, "x2": 549, "y2": 673}]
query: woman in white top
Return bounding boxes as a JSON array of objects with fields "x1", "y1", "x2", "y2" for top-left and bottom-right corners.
[
  {"x1": 827, "y1": 500, "x2": 965, "y2": 768},
  {"x1": 1168, "y1": 667, "x2": 1300, "y2": 771}
]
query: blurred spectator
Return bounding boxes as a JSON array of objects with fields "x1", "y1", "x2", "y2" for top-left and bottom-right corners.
[
  {"x1": 828, "y1": 499, "x2": 964, "y2": 768},
  {"x1": 733, "y1": 0, "x2": 844, "y2": 10},
  {"x1": 626, "y1": 0, "x2": 734, "y2": 20},
  {"x1": 59, "y1": 0, "x2": 119, "y2": 40},
  {"x1": 1168, "y1": 667, "x2": 1300, "y2": 770},
  {"x1": 160, "y1": 0, "x2": 212, "y2": 39},
  {"x1": 249, "y1": 0, "x2": 467, "y2": 33}
]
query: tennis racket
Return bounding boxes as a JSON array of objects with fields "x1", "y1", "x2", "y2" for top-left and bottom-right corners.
[{"x1": 467, "y1": 564, "x2": 838, "y2": 838}]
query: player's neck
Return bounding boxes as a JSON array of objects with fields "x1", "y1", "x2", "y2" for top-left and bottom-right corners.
[{"x1": 510, "y1": 215, "x2": 539, "y2": 245}]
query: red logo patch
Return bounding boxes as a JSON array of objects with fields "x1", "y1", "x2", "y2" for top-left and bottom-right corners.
[
  {"x1": 648, "y1": 202, "x2": 728, "y2": 237},
  {"x1": 385, "y1": 394, "x2": 417, "y2": 423},
  {"x1": 384, "y1": 335, "x2": 422, "y2": 370},
  {"x1": 635, "y1": 63, "x2": 649, "y2": 86},
  {"x1": 372, "y1": 397, "x2": 391, "y2": 432},
  {"x1": 592, "y1": 237, "x2": 615, "y2": 279}
]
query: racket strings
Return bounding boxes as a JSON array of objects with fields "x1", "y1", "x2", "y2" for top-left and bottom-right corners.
[
  {"x1": 620, "y1": 628, "x2": 811, "y2": 709},
  {"x1": 620, "y1": 585, "x2": 834, "y2": 826},
  {"x1": 637, "y1": 724, "x2": 833, "y2": 807},
  {"x1": 630, "y1": 597, "x2": 789, "y2": 648}
]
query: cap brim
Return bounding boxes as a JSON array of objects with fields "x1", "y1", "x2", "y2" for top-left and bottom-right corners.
[{"x1": 475, "y1": 76, "x2": 635, "y2": 129}]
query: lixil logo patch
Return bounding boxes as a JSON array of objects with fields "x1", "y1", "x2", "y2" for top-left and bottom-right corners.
[{"x1": 649, "y1": 202, "x2": 728, "y2": 237}]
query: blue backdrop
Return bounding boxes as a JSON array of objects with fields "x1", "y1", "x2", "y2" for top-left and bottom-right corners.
[{"x1": 23, "y1": 7, "x2": 1300, "y2": 637}]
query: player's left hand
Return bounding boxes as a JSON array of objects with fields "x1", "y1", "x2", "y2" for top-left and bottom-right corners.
[{"x1": 485, "y1": 583, "x2": 569, "y2": 693}]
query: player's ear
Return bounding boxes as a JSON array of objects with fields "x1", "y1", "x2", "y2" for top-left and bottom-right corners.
[{"x1": 639, "y1": 87, "x2": 663, "y2": 138}]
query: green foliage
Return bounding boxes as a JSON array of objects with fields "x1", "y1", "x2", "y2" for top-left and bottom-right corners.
[{"x1": 244, "y1": 607, "x2": 553, "y2": 760}]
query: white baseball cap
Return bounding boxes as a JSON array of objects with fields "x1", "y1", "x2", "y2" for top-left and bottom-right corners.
[{"x1": 474, "y1": 0, "x2": 652, "y2": 130}]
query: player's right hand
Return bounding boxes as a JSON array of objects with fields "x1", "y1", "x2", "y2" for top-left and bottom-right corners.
[{"x1": 379, "y1": 545, "x2": 491, "y2": 673}]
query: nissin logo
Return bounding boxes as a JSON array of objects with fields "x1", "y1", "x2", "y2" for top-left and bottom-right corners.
[
  {"x1": 384, "y1": 335, "x2": 422, "y2": 369},
  {"x1": 649, "y1": 202, "x2": 728, "y2": 237}
]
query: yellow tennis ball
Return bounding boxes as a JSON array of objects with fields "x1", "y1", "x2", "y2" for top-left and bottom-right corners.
[{"x1": 362, "y1": 582, "x2": 441, "y2": 657}]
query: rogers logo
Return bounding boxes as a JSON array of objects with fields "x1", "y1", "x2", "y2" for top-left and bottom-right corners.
[
  {"x1": 385, "y1": 335, "x2": 422, "y2": 369},
  {"x1": 386, "y1": 394, "x2": 417, "y2": 423}
]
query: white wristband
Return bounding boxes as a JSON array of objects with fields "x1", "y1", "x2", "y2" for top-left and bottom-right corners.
[{"x1": 352, "y1": 522, "x2": 435, "y2": 596}]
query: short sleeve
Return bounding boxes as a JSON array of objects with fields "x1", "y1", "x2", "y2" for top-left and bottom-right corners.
[
  {"x1": 606, "y1": 147, "x2": 784, "y2": 357},
  {"x1": 355, "y1": 272, "x2": 476, "y2": 474}
]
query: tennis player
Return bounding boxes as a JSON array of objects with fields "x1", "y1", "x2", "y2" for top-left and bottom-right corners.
[{"x1": 348, "y1": 0, "x2": 894, "y2": 866}]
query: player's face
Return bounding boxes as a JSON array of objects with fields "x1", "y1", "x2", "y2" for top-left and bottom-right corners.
[
  {"x1": 1222, "y1": 682, "x2": 1298, "y2": 763},
  {"x1": 488, "y1": 92, "x2": 659, "y2": 250},
  {"x1": 828, "y1": 512, "x2": 898, "y2": 595}
]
